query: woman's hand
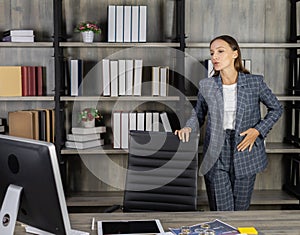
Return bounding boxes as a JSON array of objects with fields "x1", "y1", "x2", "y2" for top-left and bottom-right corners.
[
  {"x1": 174, "y1": 127, "x2": 192, "y2": 142},
  {"x1": 237, "y1": 128, "x2": 260, "y2": 152}
]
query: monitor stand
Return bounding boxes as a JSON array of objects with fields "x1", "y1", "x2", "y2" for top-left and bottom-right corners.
[{"x1": 0, "y1": 184, "x2": 22, "y2": 235}]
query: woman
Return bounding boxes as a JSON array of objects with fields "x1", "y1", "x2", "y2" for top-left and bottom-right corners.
[{"x1": 175, "y1": 35, "x2": 283, "y2": 211}]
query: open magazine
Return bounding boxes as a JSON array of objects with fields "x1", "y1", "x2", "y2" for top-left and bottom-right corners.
[{"x1": 169, "y1": 219, "x2": 240, "y2": 235}]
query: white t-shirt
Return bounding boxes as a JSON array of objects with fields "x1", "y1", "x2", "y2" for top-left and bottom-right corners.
[{"x1": 223, "y1": 83, "x2": 237, "y2": 130}]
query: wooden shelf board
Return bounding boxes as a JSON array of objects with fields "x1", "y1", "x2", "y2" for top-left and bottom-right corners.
[
  {"x1": 0, "y1": 96, "x2": 54, "y2": 101},
  {"x1": 0, "y1": 42, "x2": 53, "y2": 47},
  {"x1": 186, "y1": 42, "x2": 300, "y2": 48},
  {"x1": 61, "y1": 96, "x2": 179, "y2": 101},
  {"x1": 187, "y1": 96, "x2": 300, "y2": 101},
  {"x1": 61, "y1": 142, "x2": 300, "y2": 155},
  {"x1": 60, "y1": 42, "x2": 180, "y2": 48}
]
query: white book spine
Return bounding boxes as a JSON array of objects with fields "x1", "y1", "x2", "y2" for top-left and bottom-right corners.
[
  {"x1": 152, "y1": 112, "x2": 160, "y2": 132},
  {"x1": 123, "y1": 6, "x2": 132, "y2": 42},
  {"x1": 245, "y1": 59, "x2": 251, "y2": 72},
  {"x1": 160, "y1": 112, "x2": 172, "y2": 132},
  {"x1": 121, "y1": 112, "x2": 129, "y2": 148},
  {"x1": 139, "y1": 6, "x2": 147, "y2": 42},
  {"x1": 110, "y1": 60, "x2": 119, "y2": 97},
  {"x1": 145, "y1": 112, "x2": 152, "y2": 131},
  {"x1": 133, "y1": 59, "x2": 143, "y2": 96},
  {"x1": 152, "y1": 67, "x2": 160, "y2": 96},
  {"x1": 108, "y1": 5, "x2": 116, "y2": 42},
  {"x1": 131, "y1": 6, "x2": 139, "y2": 42},
  {"x1": 129, "y1": 112, "x2": 137, "y2": 130},
  {"x1": 137, "y1": 112, "x2": 145, "y2": 131},
  {"x1": 113, "y1": 112, "x2": 121, "y2": 148},
  {"x1": 102, "y1": 59, "x2": 111, "y2": 96},
  {"x1": 160, "y1": 67, "x2": 168, "y2": 96},
  {"x1": 118, "y1": 60, "x2": 126, "y2": 95},
  {"x1": 125, "y1": 60, "x2": 134, "y2": 95},
  {"x1": 116, "y1": 5, "x2": 124, "y2": 42},
  {"x1": 70, "y1": 60, "x2": 78, "y2": 96}
]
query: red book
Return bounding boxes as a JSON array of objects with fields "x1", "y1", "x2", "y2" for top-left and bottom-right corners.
[
  {"x1": 21, "y1": 66, "x2": 29, "y2": 96},
  {"x1": 28, "y1": 66, "x2": 36, "y2": 96},
  {"x1": 36, "y1": 66, "x2": 43, "y2": 96}
]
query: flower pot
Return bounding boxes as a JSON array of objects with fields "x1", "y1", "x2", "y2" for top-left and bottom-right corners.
[
  {"x1": 81, "y1": 120, "x2": 95, "y2": 128},
  {"x1": 81, "y1": 31, "x2": 94, "y2": 43}
]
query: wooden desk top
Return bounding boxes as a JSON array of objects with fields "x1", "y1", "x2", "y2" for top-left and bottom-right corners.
[{"x1": 14, "y1": 210, "x2": 300, "y2": 235}]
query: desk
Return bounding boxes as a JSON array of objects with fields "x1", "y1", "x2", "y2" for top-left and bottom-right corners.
[{"x1": 14, "y1": 210, "x2": 300, "y2": 235}]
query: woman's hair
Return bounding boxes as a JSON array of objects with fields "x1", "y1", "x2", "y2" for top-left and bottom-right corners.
[{"x1": 209, "y1": 35, "x2": 250, "y2": 76}]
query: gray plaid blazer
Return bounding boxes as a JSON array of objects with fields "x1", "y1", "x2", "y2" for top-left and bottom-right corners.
[{"x1": 186, "y1": 73, "x2": 283, "y2": 177}]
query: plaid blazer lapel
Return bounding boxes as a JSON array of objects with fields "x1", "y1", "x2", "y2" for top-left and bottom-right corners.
[{"x1": 235, "y1": 73, "x2": 248, "y2": 132}]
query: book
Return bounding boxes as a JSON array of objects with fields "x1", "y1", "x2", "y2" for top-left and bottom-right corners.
[
  {"x1": 160, "y1": 66, "x2": 169, "y2": 96},
  {"x1": 152, "y1": 112, "x2": 160, "y2": 131},
  {"x1": 113, "y1": 112, "x2": 121, "y2": 148},
  {"x1": 121, "y1": 112, "x2": 129, "y2": 148},
  {"x1": 152, "y1": 66, "x2": 160, "y2": 96},
  {"x1": 137, "y1": 112, "x2": 145, "y2": 131},
  {"x1": 67, "y1": 133, "x2": 101, "y2": 142},
  {"x1": 28, "y1": 66, "x2": 37, "y2": 96},
  {"x1": 21, "y1": 66, "x2": 29, "y2": 96},
  {"x1": 70, "y1": 59, "x2": 83, "y2": 96},
  {"x1": 123, "y1": 6, "x2": 132, "y2": 42},
  {"x1": 145, "y1": 112, "x2": 152, "y2": 131},
  {"x1": 169, "y1": 219, "x2": 239, "y2": 235},
  {"x1": 9, "y1": 111, "x2": 36, "y2": 139},
  {"x1": 125, "y1": 60, "x2": 134, "y2": 95},
  {"x1": 133, "y1": 59, "x2": 143, "y2": 96},
  {"x1": 116, "y1": 5, "x2": 124, "y2": 42},
  {"x1": 0, "y1": 125, "x2": 5, "y2": 133},
  {"x1": 160, "y1": 112, "x2": 172, "y2": 132},
  {"x1": 3, "y1": 29, "x2": 34, "y2": 37},
  {"x1": 71, "y1": 126, "x2": 106, "y2": 135},
  {"x1": 110, "y1": 60, "x2": 118, "y2": 97},
  {"x1": 131, "y1": 6, "x2": 139, "y2": 42},
  {"x1": 108, "y1": 5, "x2": 116, "y2": 42},
  {"x1": 129, "y1": 112, "x2": 137, "y2": 131},
  {"x1": 36, "y1": 66, "x2": 44, "y2": 96},
  {"x1": 2, "y1": 35, "x2": 34, "y2": 42},
  {"x1": 102, "y1": 59, "x2": 110, "y2": 96},
  {"x1": 139, "y1": 6, "x2": 147, "y2": 42},
  {"x1": 118, "y1": 60, "x2": 126, "y2": 96},
  {"x1": 65, "y1": 139, "x2": 104, "y2": 149},
  {"x1": 0, "y1": 66, "x2": 22, "y2": 96}
]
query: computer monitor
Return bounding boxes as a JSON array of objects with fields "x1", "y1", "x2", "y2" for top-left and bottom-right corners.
[{"x1": 0, "y1": 134, "x2": 89, "y2": 235}]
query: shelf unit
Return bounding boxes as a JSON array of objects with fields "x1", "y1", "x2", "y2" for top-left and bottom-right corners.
[{"x1": 1, "y1": 0, "x2": 300, "y2": 209}]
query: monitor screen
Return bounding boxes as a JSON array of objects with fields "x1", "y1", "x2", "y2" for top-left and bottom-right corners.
[{"x1": 0, "y1": 134, "x2": 88, "y2": 235}]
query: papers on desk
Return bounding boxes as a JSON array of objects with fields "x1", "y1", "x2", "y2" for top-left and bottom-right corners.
[{"x1": 169, "y1": 219, "x2": 240, "y2": 235}]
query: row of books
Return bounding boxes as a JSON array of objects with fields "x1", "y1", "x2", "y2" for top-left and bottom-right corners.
[
  {"x1": 2, "y1": 29, "x2": 35, "y2": 42},
  {"x1": 205, "y1": 59, "x2": 252, "y2": 77},
  {"x1": 8, "y1": 109, "x2": 55, "y2": 142},
  {"x1": 69, "y1": 59, "x2": 143, "y2": 96},
  {"x1": 0, "y1": 66, "x2": 45, "y2": 96},
  {"x1": 65, "y1": 126, "x2": 106, "y2": 149},
  {"x1": 108, "y1": 5, "x2": 147, "y2": 42},
  {"x1": 113, "y1": 111, "x2": 172, "y2": 149}
]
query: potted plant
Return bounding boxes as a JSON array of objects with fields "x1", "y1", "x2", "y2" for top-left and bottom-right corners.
[
  {"x1": 75, "y1": 21, "x2": 101, "y2": 43},
  {"x1": 79, "y1": 108, "x2": 102, "y2": 127}
]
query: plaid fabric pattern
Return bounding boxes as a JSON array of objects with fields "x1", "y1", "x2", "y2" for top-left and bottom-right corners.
[
  {"x1": 186, "y1": 73, "x2": 283, "y2": 177},
  {"x1": 204, "y1": 130, "x2": 256, "y2": 211}
]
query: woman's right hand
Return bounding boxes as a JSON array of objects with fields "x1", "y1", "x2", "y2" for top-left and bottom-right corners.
[{"x1": 174, "y1": 127, "x2": 192, "y2": 142}]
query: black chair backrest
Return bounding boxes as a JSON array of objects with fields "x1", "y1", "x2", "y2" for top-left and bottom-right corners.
[{"x1": 123, "y1": 130, "x2": 199, "y2": 212}]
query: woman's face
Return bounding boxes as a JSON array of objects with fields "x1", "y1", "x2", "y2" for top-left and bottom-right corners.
[{"x1": 210, "y1": 39, "x2": 238, "y2": 72}]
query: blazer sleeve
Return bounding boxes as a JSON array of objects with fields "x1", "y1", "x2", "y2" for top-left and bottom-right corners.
[
  {"x1": 185, "y1": 90, "x2": 208, "y2": 131},
  {"x1": 254, "y1": 76, "x2": 283, "y2": 138}
]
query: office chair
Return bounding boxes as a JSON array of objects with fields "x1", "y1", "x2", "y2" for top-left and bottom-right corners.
[{"x1": 122, "y1": 130, "x2": 199, "y2": 212}]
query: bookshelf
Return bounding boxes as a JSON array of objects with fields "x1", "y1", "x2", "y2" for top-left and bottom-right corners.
[{"x1": 0, "y1": 0, "x2": 299, "y2": 208}]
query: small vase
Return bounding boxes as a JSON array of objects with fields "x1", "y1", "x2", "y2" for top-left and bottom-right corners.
[
  {"x1": 81, "y1": 120, "x2": 95, "y2": 128},
  {"x1": 81, "y1": 31, "x2": 94, "y2": 43}
]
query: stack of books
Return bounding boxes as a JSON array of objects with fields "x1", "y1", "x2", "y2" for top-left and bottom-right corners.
[
  {"x1": 0, "y1": 118, "x2": 7, "y2": 134},
  {"x1": 2, "y1": 29, "x2": 35, "y2": 42},
  {"x1": 65, "y1": 126, "x2": 106, "y2": 149}
]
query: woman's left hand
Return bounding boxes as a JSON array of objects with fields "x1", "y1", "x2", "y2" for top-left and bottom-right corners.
[{"x1": 237, "y1": 128, "x2": 260, "y2": 152}]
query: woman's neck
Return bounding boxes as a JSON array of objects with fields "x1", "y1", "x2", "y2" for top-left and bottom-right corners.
[{"x1": 220, "y1": 69, "x2": 238, "y2": 85}]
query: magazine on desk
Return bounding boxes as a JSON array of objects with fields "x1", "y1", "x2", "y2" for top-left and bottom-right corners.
[{"x1": 169, "y1": 219, "x2": 240, "y2": 235}]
